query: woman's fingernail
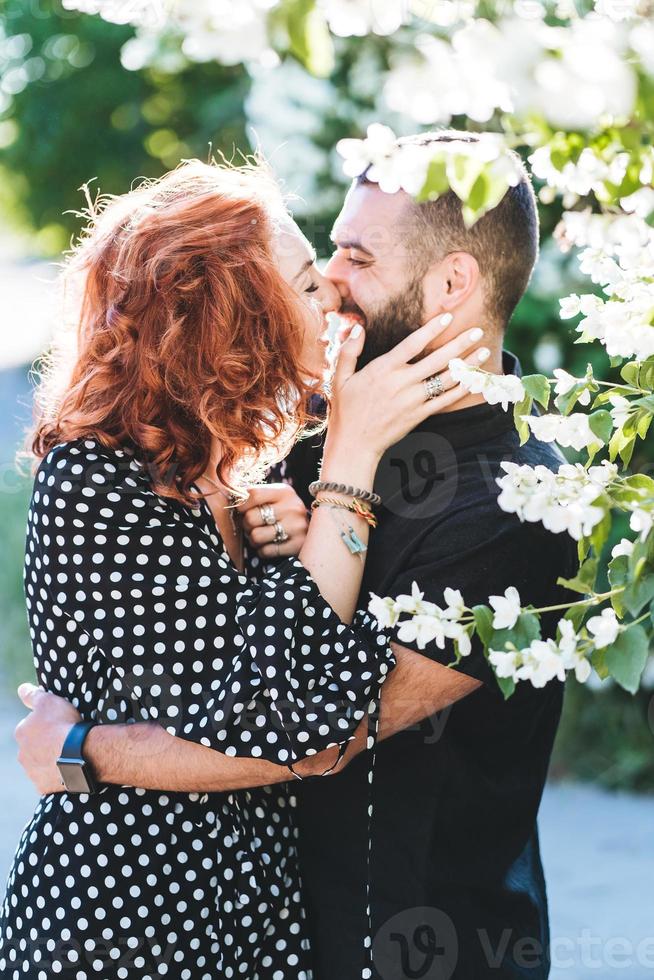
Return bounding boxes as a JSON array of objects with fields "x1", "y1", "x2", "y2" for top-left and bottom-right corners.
[
  {"x1": 350, "y1": 323, "x2": 362, "y2": 339},
  {"x1": 477, "y1": 347, "x2": 491, "y2": 362},
  {"x1": 439, "y1": 312, "x2": 453, "y2": 327},
  {"x1": 469, "y1": 327, "x2": 484, "y2": 342}
]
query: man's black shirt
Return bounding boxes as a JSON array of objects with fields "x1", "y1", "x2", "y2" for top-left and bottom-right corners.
[{"x1": 284, "y1": 353, "x2": 577, "y2": 979}]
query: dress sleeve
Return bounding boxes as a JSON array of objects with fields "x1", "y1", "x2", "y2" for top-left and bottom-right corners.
[{"x1": 35, "y1": 442, "x2": 395, "y2": 769}]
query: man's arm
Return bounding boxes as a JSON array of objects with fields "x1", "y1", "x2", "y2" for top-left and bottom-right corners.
[{"x1": 15, "y1": 648, "x2": 476, "y2": 794}]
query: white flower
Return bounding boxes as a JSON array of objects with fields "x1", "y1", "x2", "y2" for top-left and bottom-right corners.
[
  {"x1": 489, "y1": 648, "x2": 522, "y2": 679},
  {"x1": 516, "y1": 639, "x2": 567, "y2": 687},
  {"x1": 611, "y1": 538, "x2": 634, "y2": 559},
  {"x1": 489, "y1": 586, "x2": 522, "y2": 631},
  {"x1": 336, "y1": 123, "x2": 398, "y2": 180},
  {"x1": 393, "y1": 581, "x2": 440, "y2": 618},
  {"x1": 449, "y1": 360, "x2": 526, "y2": 411},
  {"x1": 609, "y1": 395, "x2": 632, "y2": 430},
  {"x1": 321, "y1": 0, "x2": 405, "y2": 37},
  {"x1": 630, "y1": 508, "x2": 654, "y2": 542},
  {"x1": 368, "y1": 593, "x2": 400, "y2": 629},
  {"x1": 397, "y1": 614, "x2": 447, "y2": 650},
  {"x1": 523, "y1": 413, "x2": 598, "y2": 453},
  {"x1": 587, "y1": 608, "x2": 621, "y2": 649},
  {"x1": 553, "y1": 368, "x2": 591, "y2": 406},
  {"x1": 496, "y1": 461, "x2": 609, "y2": 541},
  {"x1": 442, "y1": 588, "x2": 466, "y2": 621},
  {"x1": 448, "y1": 622, "x2": 472, "y2": 658},
  {"x1": 557, "y1": 618, "x2": 592, "y2": 683},
  {"x1": 559, "y1": 294, "x2": 582, "y2": 319}
]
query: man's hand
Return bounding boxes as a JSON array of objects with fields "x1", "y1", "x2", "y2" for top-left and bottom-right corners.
[
  {"x1": 239, "y1": 483, "x2": 310, "y2": 559},
  {"x1": 15, "y1": 683, "x2": 82, "y2": 794}
]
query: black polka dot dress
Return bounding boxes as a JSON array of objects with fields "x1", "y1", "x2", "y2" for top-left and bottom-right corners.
[{"x1": 0, "y1": 439, "x2": 394, "y2": 979}]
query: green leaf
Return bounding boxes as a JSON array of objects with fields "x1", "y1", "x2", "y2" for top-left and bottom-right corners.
[
  {"x1": 472, "y1": 604, "x2": 494, "y2": 648},
  {"x1": 590, "y1": 645, "x2": 610, "y2": 680},
  {"x1": 283, "y1": 0, "x2": 334, "y2": 76},
  {"x1": 564, "y1": 603, "x2": 588, "y2": 631},
  {"x1": 589, "y1": 509, "x2": 612, "y2": 557},
  {"x1": 605, "y1": 624, "x2": 649, "y2": 694},
  {"x1": 513, "y1": 394, "x2": 533, "y2": 445},
  {"x1": 416, "y1": 158, "x2": 449, "y2": 202},
  {"x1": 559, "y1": 557, "x2": 598, "y2": 596},
  {"x1": 496, "y1": 675, "x2": 516, "y2": 700},
  {"x1": 623, "y1": 574, "x2": 654, "y2": 617},
  {"x1": 491, "y1": 611, "x2": 541, "y2": 653},
  {"x1": 522, "y1": 374, "x2": 551, "y2": 410},
  {"x1": 620, "y1": 361, "x2": 640, "y2": 387},
  {"x1": 588, "y1": 410, "x2": 613, "y2": 445}
]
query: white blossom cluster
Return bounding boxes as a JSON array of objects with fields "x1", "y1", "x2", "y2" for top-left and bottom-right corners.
[
  {"x1": 448, "y1": 358, "x2": 526, "y2": 411},
  {"x1": 383, "y1": 15, "x2": 639, "y2": 131},
  {"x1": 558, "y1": 210, "x2": 654, "y2": 362},
  {"x1": 368, "y1": 581, "x2": 605, "y2": 690},
  {"x1": 336, "y1": 123, "x2": 523, "y2": 217},
  {"x1": 369, "y1": 581, "x2": 471, "y2": 655},
  {"x1": 496, "y1": 460, "x2": 617, "y2": 540}
]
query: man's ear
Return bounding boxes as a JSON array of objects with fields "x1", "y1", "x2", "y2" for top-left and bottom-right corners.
[{"x1": 423, "y1": 251, "x2": 480, "y2": 316}]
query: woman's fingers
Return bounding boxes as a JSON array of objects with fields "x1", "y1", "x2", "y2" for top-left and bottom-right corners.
[
  {"x1": 382, "y1": 312, "x2": 453, "y2": 369},
  {"x1": 332, "y1": 322, "x2": 365, "y2": 390},
  {"x1": 412, "y1": 327, "x2": 489, "y2": 382}
]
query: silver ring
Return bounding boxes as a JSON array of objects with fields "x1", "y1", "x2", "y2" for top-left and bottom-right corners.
[
  {"x1": 273, "y1": 521, "x2": 289, "y2": 544},
  {"x1": 424, "y1": 373, "x2": 445, "y2": 400},
  {"x1": 259, "y1": 504, "x2": 276, "y2": 526}
]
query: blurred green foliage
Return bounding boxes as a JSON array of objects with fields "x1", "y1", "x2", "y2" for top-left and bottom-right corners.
[
  {"x1": 0, "y1": 0, "x2": 250, "y2": 253},
  {"x1": 0, "y1": 0, "x2": 653, "y2": 790}
]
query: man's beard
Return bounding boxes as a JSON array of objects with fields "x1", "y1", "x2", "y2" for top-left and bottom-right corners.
[{"x1": 341, "y1": 275, "x2": 426, "y2": 370}]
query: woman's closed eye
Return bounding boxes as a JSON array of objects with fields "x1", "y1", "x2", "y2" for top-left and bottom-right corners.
[{"x1": 305, "y1": 282, "x2": 319, "y2": 294}]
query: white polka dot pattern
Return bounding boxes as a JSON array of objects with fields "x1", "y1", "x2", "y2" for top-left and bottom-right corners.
[{"x1": 0, "y1": 439, "x2": 395, "y2": 978}]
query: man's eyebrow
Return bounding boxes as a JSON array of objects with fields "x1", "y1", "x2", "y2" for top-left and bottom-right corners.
[{"x1": 329, "y1": 233, "x2": 374, "y2": 257}]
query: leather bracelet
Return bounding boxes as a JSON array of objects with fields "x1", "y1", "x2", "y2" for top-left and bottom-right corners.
[{"x1": 309, "y1": 480, "x2": 381, "y2": 507}]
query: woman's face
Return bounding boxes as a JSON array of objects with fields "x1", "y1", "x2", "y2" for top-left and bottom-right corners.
[{"x1": 270, "y1": 214, "x2": 341, "y2": 377}]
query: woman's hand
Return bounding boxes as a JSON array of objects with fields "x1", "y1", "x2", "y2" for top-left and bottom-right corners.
[
  {"x1": 14, "y1": 683, "x2": 82, "y2": 794},
  {"x1": 325, "y1": 315, "x2": 489, "y2": 464},
  {"x1": 238, "y1": 483, "x2": 310, "y2": 559}
]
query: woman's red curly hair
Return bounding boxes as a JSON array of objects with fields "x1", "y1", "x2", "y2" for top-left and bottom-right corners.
[{"x1": 31, "y1": 159, "x2": 324, "y2": 504}]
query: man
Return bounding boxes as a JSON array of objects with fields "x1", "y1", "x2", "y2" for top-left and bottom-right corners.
[
  {"x1": 290, "y1": 132, "x2": 577, "y2": 979},
  {"x1": 15, "y1": 131, "x2": 576, "y2": 978}
]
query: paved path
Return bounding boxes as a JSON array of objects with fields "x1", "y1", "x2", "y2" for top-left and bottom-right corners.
[{"x1": 0, "y1": 697, "x2": 652, "y2": 977}]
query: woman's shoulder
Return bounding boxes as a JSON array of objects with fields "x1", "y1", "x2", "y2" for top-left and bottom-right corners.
[
  {"x1": 33, "y1": 438, "x2": 161, "y2": 517},
  {"x1": 35, "y1": 437, "x2": 137, "y2": 488}
]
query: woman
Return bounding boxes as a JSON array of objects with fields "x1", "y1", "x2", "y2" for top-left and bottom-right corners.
[{"x1": 1, "y1": 158, "x2": 481, "y2": 980}]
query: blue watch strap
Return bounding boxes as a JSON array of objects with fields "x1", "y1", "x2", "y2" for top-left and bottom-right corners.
[{"x1": 59, "y1": 720, "x2": 96, "y2": 762}]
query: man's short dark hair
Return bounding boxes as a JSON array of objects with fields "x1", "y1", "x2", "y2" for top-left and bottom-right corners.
[{"x1": 358, "y1": 130, "x2": 540, "y2": 330}]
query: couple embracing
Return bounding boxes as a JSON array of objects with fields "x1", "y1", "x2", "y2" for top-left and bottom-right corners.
[{"x1": 1, "y1": 130, "x2": 574, "y2": 980}]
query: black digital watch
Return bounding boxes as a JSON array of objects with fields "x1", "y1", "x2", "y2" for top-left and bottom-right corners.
[{"x1": 56, "y1": 721, "x2": 98, "y2": 794}]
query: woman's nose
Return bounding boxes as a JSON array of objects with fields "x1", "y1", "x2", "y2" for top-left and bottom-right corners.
[{"x1": 319, "y1": 275, "x2": 342, "y2": 315}]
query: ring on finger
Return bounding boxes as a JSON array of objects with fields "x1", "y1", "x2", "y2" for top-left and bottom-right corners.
[
  {"x1": 259, "y1": 504, "x2": 277, "y2": 526},
  {"x1": 424, "y1": 373, "x2": 445, "y2": 401},
  {"x1": 273, "y1": 521, "x2": 289, "y2": 544}
]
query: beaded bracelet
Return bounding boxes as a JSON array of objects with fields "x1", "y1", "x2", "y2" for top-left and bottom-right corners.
[
  {"x1": 309, "y1": 480, "x2": 381, "y2": 507},
  {"x1": 311, "y1": 495, "x2": 378, "y2": 529}
]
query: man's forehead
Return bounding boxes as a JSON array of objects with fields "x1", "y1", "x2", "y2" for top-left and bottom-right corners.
[{"x1": 331, "y1": 184, "x2": 411, "y2": 257}]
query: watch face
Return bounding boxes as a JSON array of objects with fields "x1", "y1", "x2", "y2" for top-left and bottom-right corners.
[{"x1": 57, "y1": 761, "x2": 94, "y2": 794}]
